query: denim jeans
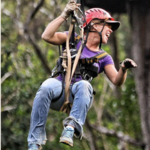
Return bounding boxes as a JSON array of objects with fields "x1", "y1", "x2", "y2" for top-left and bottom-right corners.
[{"x1": 27, "y1": 78, "x2": 93, "y2": 145}]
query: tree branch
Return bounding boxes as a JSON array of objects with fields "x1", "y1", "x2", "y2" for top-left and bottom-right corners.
[
  {"x1": 89, "y1": 123, "x2": 145, "y2": 149},
  {"x1": 25, "y1": 0, "x2": 45, "y2": 27},
  {"x1": 23, "y1": 0, "x2": 51, "y2": 74},
  {"x1": 84, "y1": 119, "x2": 99, "y2": 150},
  {"x1": 2, "y1": 3, "x2": 51, "y2": 74},
  {"x1": 25, "y1": 33, "x2": 51, "y2": 74},
  {"x1": 1, "y1": 105, "x2": 17, "y2": 112},
  {"x1": 1, "y1": 72, "x2": 12, "y2": 84}
]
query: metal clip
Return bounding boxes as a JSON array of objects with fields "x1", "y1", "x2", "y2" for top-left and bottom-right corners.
[
  {"x1": 51, "y1": 66, "x2": 57, "y2": 77},
  {"x1": 83, "y1": 74, "x2": 93, "y2": 82},
  {"x1": 70, "y1": 48, "x2": 77, "y2": 59},
  {"x1": 73, "y1": 7, "x2": 83, "y2": 28},
  {"x1": 60, "y1": 49, "x2": 67, "y2": 69}
]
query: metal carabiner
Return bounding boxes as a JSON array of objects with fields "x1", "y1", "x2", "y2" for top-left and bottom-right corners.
[
  {"x1": 73, "y1": 7, "x2": 83, "y2": 28},
  {"x1": 83, "y1": 73, "x2": 93, "y2": 82}
]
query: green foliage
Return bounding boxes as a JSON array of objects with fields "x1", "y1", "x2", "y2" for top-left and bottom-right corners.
[{"x1": 1, "y1": 0, "x2": 142, "y2": 150}]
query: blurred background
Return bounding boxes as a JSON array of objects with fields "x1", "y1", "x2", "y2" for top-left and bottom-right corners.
[{"x1": 1, "y1": 0, "x2": 150, "y2": 150}]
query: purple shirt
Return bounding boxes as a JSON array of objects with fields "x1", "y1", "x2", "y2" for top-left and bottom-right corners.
[{"x1": 56, "y1": 34, "x2": 114, "y2": 83}]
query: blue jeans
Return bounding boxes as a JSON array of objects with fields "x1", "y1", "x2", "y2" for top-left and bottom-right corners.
[{"x1": 27, "y1": 78, "x2": 93, "y2": 145}]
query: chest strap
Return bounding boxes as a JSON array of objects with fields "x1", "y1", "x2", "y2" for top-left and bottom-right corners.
[{"x1": 80, "y1": 51, "x2": 108, "y2": 64}]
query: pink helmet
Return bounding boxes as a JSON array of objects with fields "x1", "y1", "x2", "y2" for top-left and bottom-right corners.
[{"x1": 83, "y1": 8, "x2": 120, "y2": 31}]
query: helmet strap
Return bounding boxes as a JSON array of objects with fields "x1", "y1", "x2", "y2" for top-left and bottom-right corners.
[
  {"x1": 98, "y1": 32, "x2": 102, "y2": 49},
  {"x1": 98, "y1": 22, "x2": 106, "y2": 49},
  {"x1": 84, "y1": 22, "x2": 106, "y2": 50},
  {"x1": 81, "y1": 25, "x2": 90, "y2": 53}
]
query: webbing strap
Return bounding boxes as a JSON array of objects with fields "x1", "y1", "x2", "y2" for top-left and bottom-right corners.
[
  {"x1": 59, "y1": 21, "x2": 74, "y2": 114},
  {"x1": 60, "y1": 0, "x2": 85, "y2": 114},
  {"x1": 60, "y1": 26, "x2": 84, "y2": 115},
  {"x1": 70, "y1": 28, "x2": 84, "y2": 79},
  {"x1": 75, "y1": 35, "x2": 81, "y2": 41},
  {"x1": 81, "y1": 51, "x2": 108, "y2": 64}
]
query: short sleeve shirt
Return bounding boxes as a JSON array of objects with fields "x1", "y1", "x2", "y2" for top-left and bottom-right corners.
[{"x1": 56, "y1": 33, "x2": 114, "y2": 83}]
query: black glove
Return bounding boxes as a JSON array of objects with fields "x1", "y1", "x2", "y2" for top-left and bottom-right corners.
[{"x1": 120, "y1": 58, "x2": 137, "y2": 71}]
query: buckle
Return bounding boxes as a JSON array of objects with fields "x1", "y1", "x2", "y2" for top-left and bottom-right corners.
[
  {"x1": 85, "y1": 58, "x2": 90, "y2": 64},
  {"x1": 86, "y1": 58, "x2": 93, "y2": 64},
  {"x1": 70, "y1": 48, "x2": 77, "y2": 58},
  {"x1": 83, "y1": 74, "x2": 93, "y2": 82}
]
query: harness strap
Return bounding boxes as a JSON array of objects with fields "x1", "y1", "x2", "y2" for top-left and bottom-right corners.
[
  {"x1": 59, "y1": 0, "x2": 86, "y2": 114},
  {"x1": 70, "y1": 28, "x2": 84, "y2": 80},
  {"x1": 98, "y1": 22, "x2": 106, "y2": 49},
  {"x1": 59, "y1": 20, "x2": 74, "y2": 114},
  {"x1": 75, "y1": 35, "x2": 82, "y2": 43},
  {"x1": 80, "y1": 51, "x2": 108, "y2": 64},
  {"x1": 60, "y1": 22, "x2": 84, "y2": 115}
]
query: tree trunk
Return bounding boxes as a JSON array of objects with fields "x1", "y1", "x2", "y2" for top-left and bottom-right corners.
[
  {"x1": 128, "y1": 1, "x2": 150, "y2": 150},
  {"x1": 109, "y1": 29, "x2": 122, "y2": 99}
]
